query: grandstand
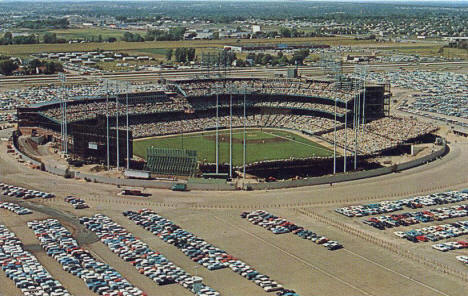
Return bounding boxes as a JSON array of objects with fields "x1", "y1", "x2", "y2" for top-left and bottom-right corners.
[
  {"x1": 144, "y1": 147, "x2": 198, "y2": 176},
  {"x1": 16, "y1": 77, "x2": 437, "y2": 178}
]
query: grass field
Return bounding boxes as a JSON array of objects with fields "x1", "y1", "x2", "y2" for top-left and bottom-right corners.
[
  {"x1": 133, "y1": 128, "x2": 332, "y2": 165},
  {"x1": 0, "y1": 35, "x2": 444, "y2": 56}
]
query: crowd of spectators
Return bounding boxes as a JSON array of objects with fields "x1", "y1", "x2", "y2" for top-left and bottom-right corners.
[
  {"x1": 0, "y1": 113, "x2": 16, "y2": 123},
  {"x1": 175, "y1": 79, "x2": 358, "y2": 102},
  {"x1": 188, "y1": 96, "x2": 348, "y2": 115},
  {"x1": 131, "y1": 113, "x2": 340, "y2": 138},
  {"x1": 0, "y1": 82, "x2": 165, "y2": 111},
  {"x1": 321, "y1": 116, "x2": 437, "y2": 154},
  {"x1": 42, "y1": 94, "x2": 191, "y2": 122}
]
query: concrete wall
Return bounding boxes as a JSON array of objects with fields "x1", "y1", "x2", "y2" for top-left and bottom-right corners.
[
  {"x1": 248, "y1": 144, "x2": 448, "y2": 190},
  {"x1": 11, "y1": 131, "x2": 42, "y2": 167}
]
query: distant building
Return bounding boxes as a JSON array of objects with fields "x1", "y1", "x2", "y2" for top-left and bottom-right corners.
[{"x1": 252, "y1": 25, "x2": 261, "y2": 34}]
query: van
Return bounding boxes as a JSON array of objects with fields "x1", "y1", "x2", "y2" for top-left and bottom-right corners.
[{"x1": 171, "y1": 183, "x2": 187, "y2": 192}]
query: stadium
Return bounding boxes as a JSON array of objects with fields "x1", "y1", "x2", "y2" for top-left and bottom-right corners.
[{"x1": 16, "y1": 77, "x2": 438, "y2": 182}]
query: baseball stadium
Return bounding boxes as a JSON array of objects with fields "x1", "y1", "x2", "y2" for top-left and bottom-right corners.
[{"x1": 16, "y1": 77, "x2": 438, "y2": 183}]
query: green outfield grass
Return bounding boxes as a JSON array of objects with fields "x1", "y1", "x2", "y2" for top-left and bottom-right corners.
[{"x1": 133, "y1": 128, "x2": 333, "y2": 165}]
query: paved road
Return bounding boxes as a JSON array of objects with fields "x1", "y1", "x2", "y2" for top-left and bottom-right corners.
[{"x1": 2, "y1": 196, "x2": 98, "y2": 245}]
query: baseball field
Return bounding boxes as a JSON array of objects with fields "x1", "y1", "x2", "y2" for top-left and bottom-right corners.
[{"x1": 133, "y1": 128, "x2": 333, "y2": 165}]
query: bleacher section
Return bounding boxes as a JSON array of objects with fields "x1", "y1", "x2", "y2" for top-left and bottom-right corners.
[{"x1": 144, "y1": 147, "x2": 198, "y2": 176}]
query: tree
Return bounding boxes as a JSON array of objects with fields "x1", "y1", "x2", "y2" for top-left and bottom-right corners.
[
  {"x1": 280, "y1": 27, "x2": 291, "y2": 38},
  {"x1": 43, "y1": 32, "x2": 57, "y2": 44},
  {"x1": 44, "y1": 61, "x2": 63, "y2": 74},
  {"x1": 187, "y1": 48, "x2": 196, "y2": 62},
  {"x1": 122, "y1": 32, "x2": 143, "y2": 42},
  {"x1": 0, "y1": 60, "x2": 18, "y2": 76},
  {"x1": 174, "y1": 48, "x2": 187, "y2": 63},
  {"x1": 2, "y1": 32, "x2": 12, "y2": 45},
  {"x1": 290, "y1": 49, "x2": 309, "y2": 65},
  {"x1": 261, "y1": 54, "x2": 272, "y2": 65},
  {"x1": 166, "y1": 49, "x2": 173, "y2": 61}
]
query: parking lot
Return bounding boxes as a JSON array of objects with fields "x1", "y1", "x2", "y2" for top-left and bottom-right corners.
[
  {"x1": 331, "y1": 191, "x2": 468, "y2": 278},
  {"x1": 367, "y1": 70, "x2": 468, "y2": 128},
  {"x1": 1, "y1": 134, "x2": 468, "y2": 296},
  {"x1": 0, "y1": 194, "x2": 467, "y2": 296}
]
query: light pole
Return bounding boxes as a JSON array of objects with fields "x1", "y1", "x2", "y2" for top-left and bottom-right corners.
[
  {"x1": 126, "y1": 83, "x2": 130, "y2": 170},
  {"x1": 106, "y1": 80, "x2": 110, "y2": 170},
  {"x1": 243, "y1": 89, "x2": 247, "y2": 187},
  {"x1": 229, "y1": 91, "x2": 232, "y2": 179},
  {"x1": 333, "y1": 97, "x2": 337, "y2": 175},
  {"x1": 215, "y1": 88, "x2": 219, "y2": 174},
  {"x1": 58, "y1": 73, "x2": 66, "y2": 154},
  {"x1": 116, "y1": 82, "x2": 120, "y2": 170},
  {"x1": 344, "y1": 100, "x2": 347, "y2": 173}
]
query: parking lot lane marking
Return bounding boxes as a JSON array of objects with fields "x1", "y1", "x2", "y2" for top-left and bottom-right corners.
[
  {"x1": 211, "y1": 214, "x2": 375, "y2": 296},
  {"x1": 342, "y1": 249, "x2": 451, "y2": 296}
]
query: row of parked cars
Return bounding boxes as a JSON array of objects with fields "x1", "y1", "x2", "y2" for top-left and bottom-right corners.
[
  {"x1": 28, "y1": 219, "x2": 144, "y2": 296},
  {"x1": 124, "y1": 209, "x2": 298, "y2": 295},
  {"x1": 241, "y1": 210, "x2": 342, "y2": 251},
  {"x1": 0, "y1": 183, "x2": 55, "y2": 200},
  {"x1": 0, "y1": 224, "x2": 70, "y2": 296},
  {"x1": 432, "y1": 241, "x2": 468, "y2": 252},
  {"x1": 363, "y1": 204, "x2": 468, "y2": 230},
  {"x1": 64, "y1": 196, "x2": 89, "y2": 209},
  {"x1": 0, "y1": 202, "x2": 32, "y2": 215},
  {"x1": 393, "y1": 220, "x2": 468, "y2": 243},
  {"x1": 80, "y1": 214, "x2": 219, "y2": 296},
  {"x1": 335, "y1": 191, "x2": 468, "y2": 217}
]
